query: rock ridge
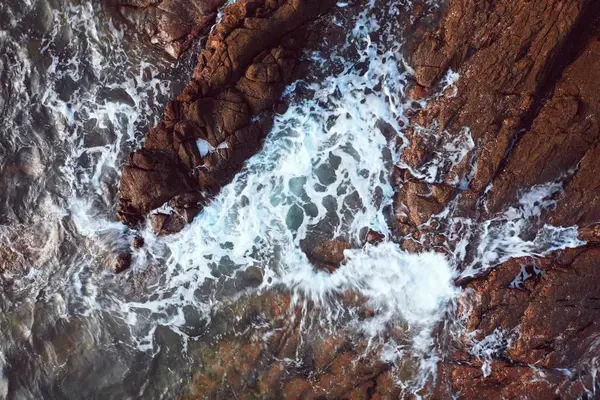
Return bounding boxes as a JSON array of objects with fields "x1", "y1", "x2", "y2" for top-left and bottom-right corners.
[{"x1": 116, "y1": 0, "x2": 337, "y2": 234}]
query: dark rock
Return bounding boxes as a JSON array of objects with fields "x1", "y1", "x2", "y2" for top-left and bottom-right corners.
[
  {"x1": 132, "y1": 236, "x2": 145, "y2": 249},
  {"x1": 300, "y1": 238, "x2": 353, "y2": 272},
  {"x1": 365, "y1": 229, "x2": 385, "y2": 244},
  {"x1": 150, "y1": 212, "x2": 187, "y2": 235}
]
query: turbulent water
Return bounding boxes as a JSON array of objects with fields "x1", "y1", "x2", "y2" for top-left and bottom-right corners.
[{"x1": 0, "y1": 0, "x2": 586, "y2": 398}]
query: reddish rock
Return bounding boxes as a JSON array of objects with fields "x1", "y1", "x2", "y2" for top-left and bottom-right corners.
[
  {"x1": 461, "y1": 248, "x2": 600, "y2": 368},
  {"x1": 300, "y1": 238, "x2": 353, "y2": 272},
  {"x1": 407, "y1": 84, "x2": 428, "y2": 100},
  {"x1": 365, "y1": 229, "x2": 385, "y2": 244},
  {"x1": 436, "y1": 361, "x2": 592, "y2": 399},
  {"x1": 394, "y1": 180, "x2": 455, "y2": 227},
  {"x1": 485, "y1": 36, "x2": 600, "y2": 215},
  {"x1": 182, "y1": 292, "x2": 393, "y2": 400},
  {"x1": 398, "y1": 0, "x2": 600, "y2": 397},
  {"x1": 132, "y1": 236, "x2": 144, "y2": 248},
  {"x1": 405, "y1": 0, "x2": 599, "y2": 213},
  {"x1": 117, "y1": 0, "x2": 337, "y2": 233}
]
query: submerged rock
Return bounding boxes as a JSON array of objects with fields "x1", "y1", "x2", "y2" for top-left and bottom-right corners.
[
  {"x1": 113, "y1": 252, "x2": 132, "y2": 273},
  {"x1": 181, "y1": 292, "x2": 400, "y2": 399}
]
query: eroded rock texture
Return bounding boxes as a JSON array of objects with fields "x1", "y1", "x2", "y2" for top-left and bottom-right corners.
[
  {"x1": 403, "y1": 0, "x2": 600, "y2": 397},
  {"x1": 104, "y1": 0, "x2": 226, "y2": 58},
  {"x1": 403, "y1": 0, "x2": 600, "y2": 222},
  {"x1": 112, "y1": 0, "x2": 600, "y2": 396},
  {"x1": 117, "y1": 0, "x2": 336, "y2": 233}
]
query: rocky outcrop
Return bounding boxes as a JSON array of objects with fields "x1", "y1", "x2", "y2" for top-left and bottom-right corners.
[
  {"x1": 429, "y1": 247, "x2": 599, "y2": 398},
  {"x1": 435, "y1": 361, "x2": 592, "y2": 399},
  {"x1": 400, "y1": 0, "x2": 600, "y2": 227},
  {"x1": 464, "y1": 248, "x2": 600, "y2": 370},
  {"x1": 111, "y1": 0, "x2": 600, "y2": 396},
  {"x1": 117, "y1": 0, "x2": 337, "y2": 232},
  {"x1": 486, "y1": 35, "x2": 600, "y2": 218},
  {"x1": 402, "y1": 0, "x2": 600, "y2": 397},
  {"x1": 104, "y1": 0, "x2": 226, "y2": 58}
]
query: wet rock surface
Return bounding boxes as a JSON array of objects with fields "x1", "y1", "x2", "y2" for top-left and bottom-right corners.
[
  {"x1": 465, "y1": 248, "x2": 600, "y2": 369},
  {"x1": 117, "y1": 0, "x2": 337, "y2": 232},
  {"x1": 104, "y1": 0, "x2": 226, "y2": 58},
  {"x1": 181, "y1": 292, "x2": 405, "y2": 400},
  {"x1": 404, "y1": 0, "x2": 600, "y2": 397},
  {"x1": 435, "y1": 360, "x2": 592, "y2": 400}
]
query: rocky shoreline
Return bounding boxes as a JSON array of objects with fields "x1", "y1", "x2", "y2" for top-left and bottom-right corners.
[
  {"x1": 111, "y1": 0, "x2": 600, "y2": 397},
  {"x1": 406, "y1": 0, "x2": 600, "y2": 396},
  {"x1": 115, "y1": 0, "x2": 337, "y2": 235}
]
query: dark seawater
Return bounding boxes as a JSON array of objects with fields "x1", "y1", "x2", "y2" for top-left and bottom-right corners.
[{"x1": 0, "y1": 0, "x2": 200, "y2": 397}]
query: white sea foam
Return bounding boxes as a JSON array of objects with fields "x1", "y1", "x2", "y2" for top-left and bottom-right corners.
[
  {"x1": 67, "y1": 0, "x2": 585, "y2": 385},
  {"x1": 456, "y1": 180, "x2": 584, "y2": 278},
  {"x1": 470, "y1": 328, "x2": 513, "y2": 377},
  {"x1": 109, "y1": 3, "x2": 454, "y2": 334},
  {"x1": 282, "y1": 243, "x2": 458, "y2": 346}
]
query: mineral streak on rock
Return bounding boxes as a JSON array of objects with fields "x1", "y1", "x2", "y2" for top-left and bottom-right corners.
[{"x1": 116, "y1": 0, "x2": 337, "y2": 234}]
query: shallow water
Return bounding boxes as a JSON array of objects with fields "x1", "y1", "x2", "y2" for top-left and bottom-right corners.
[{"x1": 0, "y1": 0, "x2": 587, "y2": 398}]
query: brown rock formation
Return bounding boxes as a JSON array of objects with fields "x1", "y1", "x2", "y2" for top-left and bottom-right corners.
[
  {"x1": 111, "y1": 0, "x2": 600, "y2": 396},
  {"x1": 436, "y1": 361, "x2": 592, "y2": 399},
  {"x1": 430, "y1": 247, "x2": 599, "y2": 398},
  {"x1": 104, "y1": 0, "x2": 226, "y2": 58},
  {"x1": 487, "y1": 34, "x2": 600, "y2": 218},
  {"x1": 465, "y1": 248, "x2": 600, "y2": 370},
  {"x1": 400, "y1": 0, "x2": 600, "y2": 228},
  {"x1": 116, "y1": 0, "x2": 337, "y2": 233},
  {"x1": 300, "y1": 238, "x2": 353, "y2": 273},
  {"x1": 403, "y1": 0, "x2": 600, "y2": 397}
]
